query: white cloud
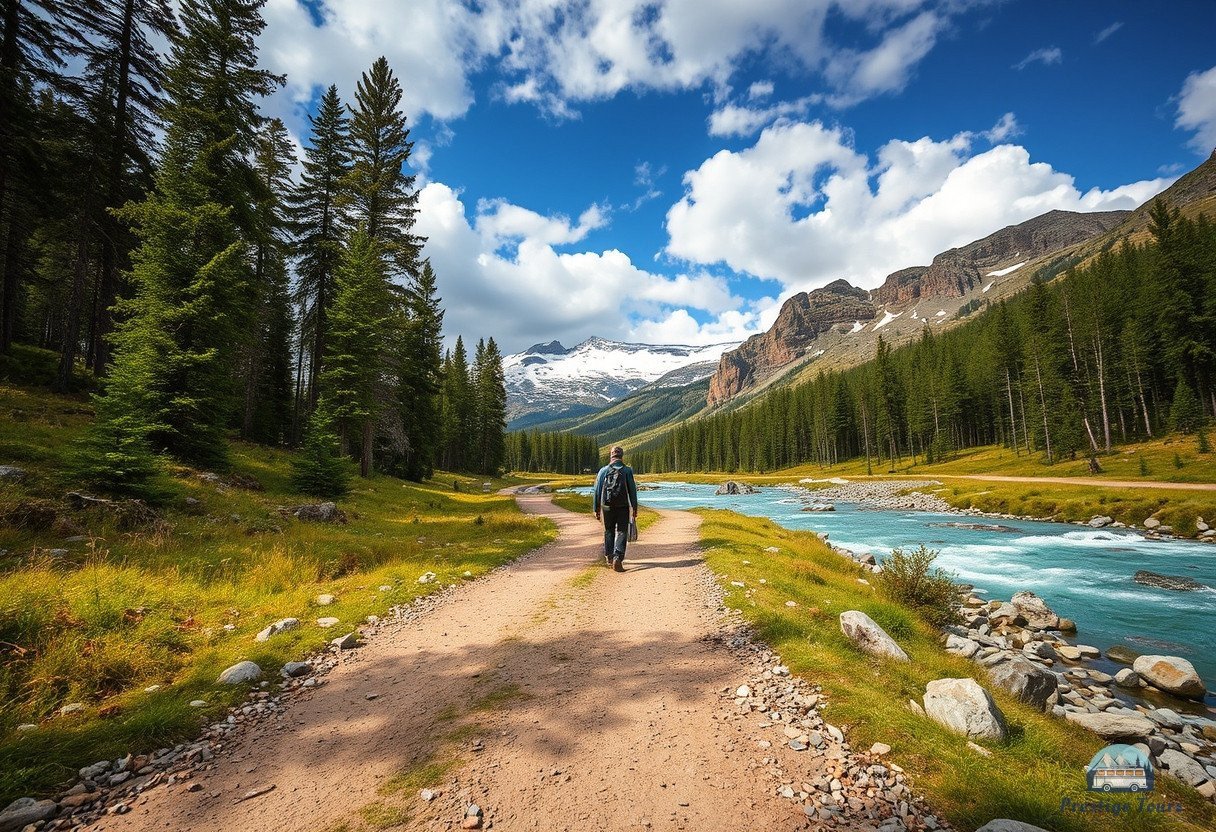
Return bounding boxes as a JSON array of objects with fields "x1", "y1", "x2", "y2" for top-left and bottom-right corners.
[
  {"x1": 983, "y1": 112, "x2": 1022, "y2": 143},
  {"x1": 708, "y1": 94, "x2": 824, "y2": 137},
  {"x1": 748, "y1": 80, "x2": 775, "y2": 100},
  {"x1": 1012, "y1": 46, "x2": 1062, "y2": 71},
  {"x1": 259, "y1": 0, "x2": 971, "y2": 128},
  {"x1": 1176, "y1": 65, "x2": 1216, "y2": 155},
  {"x1": 665, "y1": 119, "x2": 1174, "y2": 293},
  {"x1": 1093, "y1": 22, "x2": 1123, "y2": 45},
  {"x1": 415, "y1": 184, "x2": 747, "y2": 351}
]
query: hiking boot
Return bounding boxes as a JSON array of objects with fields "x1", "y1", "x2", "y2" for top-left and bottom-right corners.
[
  {"x1": 604, "y1": 554, "x2": 613, "y2": 567},
  {"x1": 612, "y1": 557, "x2": 624, "y2": 572}
]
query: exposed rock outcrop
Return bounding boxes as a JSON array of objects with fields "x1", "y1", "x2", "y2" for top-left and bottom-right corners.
[{"x1": 707, "y1": 280, "x2": 873, "y2": 406}]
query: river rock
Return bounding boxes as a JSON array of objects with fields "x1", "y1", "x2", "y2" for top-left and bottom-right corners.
[
  {"x1": 0, "y1": 797, "x2": 57, "y2": 831},
  {"x1": 987, "y1": 603, "x2": 1026, "y2": 627},
  {"x1": 0, "y1": 465, "x2": 26, "y2": 482},
  {"x1": 1009, "y1": 591, "x2": 1060, "y2": 630},
  {"x1": 975, "y1": 822, "x2": 1051, "y2": 832},
  {"x1": 1056, "y1": 645, "x2": 1081, "y2": 661},
  {"x1": 839, "y1": 611, "x2": 909, "y2": 662},
  {"x1": 1114, "y1": 668, "x2": 1140, "y2": 688},
  {"x1": 218, "y1": 661, "x2": 262, "y2": 685},
  {"x1": 1133, "y1": 570, "x2": 1208, "y2": 591},
  {"x1": 923, "y1": 678, "x2": 1007, "y2": 741},
  {"x1": 945, "y1": 634, "x2": 980, "y2": 658},
  {"x1": 280, "y1": 662, "x2": 312, "y2": 678},
  {"x1": 332, "y1": 632, "x2": 360, "y2": 650},
  {"x1": 1143, "y1": 517, "x2": 1161, "y2": 529},
  {"x1": 988, "y1": 656, "x2": 1058, "y2": 711},
  {"x1": 1158, "y1": 749, "x2": 1210, "y2": 787},
  {"x1": 316, "y1": 593, "x2": 336, "y2": 605},
  {"x1": 1133, "y1": 655, "x2": 1207, "y2": 700},
  {"x1": 1105, "y1": 645, "x2": 1140, "y2": 665},
  {"x1": 254, "y1": 617, "x2": 300, "y2": 642},
  {"x1": 1063, "y1": 711, "x2": 1154, "y2": 741},
  {"x1": 715, "y1": 480, "x2": 757, "y2": 495},
  {"x1": 1088, "y1": 516, "x2": 1113, "y2": 528}
]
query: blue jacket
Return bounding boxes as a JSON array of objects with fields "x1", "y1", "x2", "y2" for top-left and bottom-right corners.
[{"x1": 593, "y1": 461, "x2": 638, "y2": 514}]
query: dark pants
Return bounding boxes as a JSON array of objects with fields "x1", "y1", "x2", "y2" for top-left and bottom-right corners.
[{"x1": 603, "y1": 505, "x2": 631, "y2": 559}]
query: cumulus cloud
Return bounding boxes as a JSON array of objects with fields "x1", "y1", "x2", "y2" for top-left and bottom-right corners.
[
  {"x1": 1093, "y1": 22, "x2": 1123, "y2": 45},
  {"x1": 665, "y1": 120, "x2": 1173, "y2": 293},
  {"x1": 983, "y1": 112, "x2": 1022, "y2": 143},
  {"x1": 1176, "y1": 65, "x2": 1216, "y2": 155},
  {"x1": 415, "y1": 184, "x2": 746, "y2": 351},
  {"x1": 259, "y1": 0, "x2": 971, "y2": 127},
  {"x1": 708, "y1": 94, "x2": 824, "y2": 137},
  {"x1": 1012, "y1": 46, "x2": 1062, "y2": 71}
]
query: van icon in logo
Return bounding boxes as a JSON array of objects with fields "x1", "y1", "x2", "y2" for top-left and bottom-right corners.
[{"x1": 1086, "y1": 744, "x2": 1154, "y2": 793}]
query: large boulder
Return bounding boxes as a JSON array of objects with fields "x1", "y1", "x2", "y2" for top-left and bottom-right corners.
[
  {"x1": 1158, "y1": 749, "x2": 1210, "y2": 787},
  {"x1": 715, "y1": 480, "x2": 757, "y2": 495},
  {"x1": 988, "y1": 656, "x2": 1059, "y2": 711},
  {"x1": 217, "y1": 661, "x2": 262, "y2": 685},
  {"x1": 839, "y1": 611, "x2": 909, "y2": 662},
  {"x1": 0, "y1": 798, "x2": 58, "y2": 832},
  {"x1": 1133, "y1": 570, "x2": 1207, "y2": 591},
  {"x1": 1009, "y1": 591, "x2": 1060, "y2": 630},
  {"x1": 288, "y1": 502, "x2": 347, "y2": 523},
  {"x1": 923, "y1": 678, "x2": 1007, "y2": 741},
  {"x1": 1063, "y1": 711, "x2": 1154, "y2": 741},
  {"x1": 1133, "y1": 655, "x2": 1207, "y2": 700},
  {"x1": 975, "y1": 822, "x2": 1050, "y2": 832}
]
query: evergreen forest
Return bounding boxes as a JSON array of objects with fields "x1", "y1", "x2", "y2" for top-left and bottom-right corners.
[
  {"x1": 0, "y1": 0, "x2": 508, "y2": 496},
  {"x1": 633, "y1": 204, "x2": 1216, "y2": 474}
]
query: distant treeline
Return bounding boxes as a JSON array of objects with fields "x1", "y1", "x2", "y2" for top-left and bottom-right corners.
[
  {"x1": 633, "y1": 203, "x2": 1216, "y2": 474},
  {"x1": 506, "y1": 430, "x2": 601, "y2": 474}
]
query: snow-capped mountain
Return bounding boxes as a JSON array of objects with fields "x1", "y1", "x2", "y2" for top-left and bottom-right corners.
[{"x1": 504, "y1": 337, "x2": 740, "y2": 427}]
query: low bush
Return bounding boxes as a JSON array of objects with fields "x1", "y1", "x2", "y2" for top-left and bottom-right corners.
[{"x1": 876, "y1": 545, "x2": 959, "y2": 627}]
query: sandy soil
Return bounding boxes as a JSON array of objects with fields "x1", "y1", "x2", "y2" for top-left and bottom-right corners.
[{"x1": 88, "y1": 496, "x2": 821, "y2": 832}]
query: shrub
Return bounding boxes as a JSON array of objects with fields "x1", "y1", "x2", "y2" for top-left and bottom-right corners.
[
  {"x1": 1199, "y1": 429, "x2": 1211, "y2": 454},
  {"x1": 1139, "y1": 457, "x2": 1150, "y2": 476},
  {"x1": 877, "y1": 544, "x2": 959, "y2": 627},
  {"x1": 291, "y1": 411, "x2": 350, "y2": 499}
]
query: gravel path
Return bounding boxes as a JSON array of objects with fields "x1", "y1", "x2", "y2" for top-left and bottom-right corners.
[{"x1": 79, "y1": 496, "x2": 936, "y2": 832}]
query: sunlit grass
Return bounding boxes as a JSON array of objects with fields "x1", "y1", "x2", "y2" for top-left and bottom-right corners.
[{"x1": 696, "y1": 509, "x2": 1214, "y2": 832}]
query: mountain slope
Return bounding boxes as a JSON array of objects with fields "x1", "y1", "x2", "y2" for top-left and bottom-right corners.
[{"x1": 504, "y1": 337, "x2": 738, "y2": 428}]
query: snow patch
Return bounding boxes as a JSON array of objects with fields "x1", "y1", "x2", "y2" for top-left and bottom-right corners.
[
  {"x1": 986, "y1": 261, "x2": 1025, "y2": 278},
  {"x1": 812, "y1": 349, "x2": 825, "y2": 357},
  {"x1": 982, "y1": 281, "x2": 994, "y2": 293},
  {"x1": 848, "y1": 321, "x2": 864, "y2": 334},
  {"x1": 935, "y1": 310, "x2": 946, "y2": 317},
  {"x1": 873, "y1": 310, "x2": 903, "y2": 331}
]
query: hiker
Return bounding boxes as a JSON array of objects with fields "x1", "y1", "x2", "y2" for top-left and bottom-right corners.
[{"x1": 593, "y1": 445, "x2": 639, "y2": 572}]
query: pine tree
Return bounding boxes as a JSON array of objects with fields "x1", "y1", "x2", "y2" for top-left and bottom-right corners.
[
  {"x1": 85, "y1": 0, "x2": 280, "y2": 470},
  {"x1": 396, "y1": 260, "x2": 444, "y2": 480},
  {"x1": 340, "y1": 56, "x2": 422, "y2": 277},
  {"x1": 291, "y1": 407, "x2": 350, "y2": 498},
  {"x1": 440, "y1": 335, "x2": 473, "y2": 471},
  {"x1": 471, "y1": 337, "x2": 507, "y2": 474},
  {"x1": 287, "y1": 84, "x2": 349, "y2": 408},
  {"x1": 319, "y1": 229, "x2": 390, "y2": 477},
  {"x1": 1170, "y1": 373, "x2": 1204, "y2": 433},
  {"x1": 242, "y1": 117, "x2": 295, "y2": 444}
]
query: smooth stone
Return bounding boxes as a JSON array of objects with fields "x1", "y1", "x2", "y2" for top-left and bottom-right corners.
[
  {"x1": 217, "y1": 661, "x2": 262, "y2": 685},
  {"x1": 315, "y1": 594, "x2": 336, "y2": 605},
  {"x1": 870, "y1": 742, "x2": 891, "y2": 756},
  {"x1": 254, "y1": 617, "x2": 300, "y2": 642},
  {"x1": 1010, "y1": 591, "x2": 1060, "y2": 630},
  {"x1": 1143, "y1": 517, "x2": 1161, "y2": 529},
  {"x1": 1158, "y1": 749, "x2": 1209, "y2": 787},
  {"x1": 58, "y1": 702, "x2": 85, "y2": 716},
  {"x1": 280, "y1": 662, "x2": 312, "y2": 678},
  {"x1": 1105, "y1": 645, "x2": 1141, "y2": 665},
  {"x1": 0, "y1": 798, "x2": 57, "y2": 832},
  {"x1": 316, "y1": 617, "x2": 340, "y2": 628},
  {"x1": 946, "y1": 634, "x2": 981, "y2": 658},
  {"x1": 332, "y1": 632, "x2": 360, "y2": 650},
  {"x1": 988, "y1": 656, "x2": 1059, "y2": 711},
  {"x1": 975, "y1": 822, "x2": 1051, "y2": 832},
  {"x1": 923, "y1": 678, "x2": 1007, "y2": 741},
  {"x1": 189, "y1": 700, "x2": 208, "y2": 707},
  {"x1": 1133, "y1": 655, "x2": 1207, "y2": 700},
  {"x1": 839, "y1": 610, "x2": 909, "y2": 662},
  {"x1": 1056, "y1": 645, "x2": 1082, "y2": 661},
  {"x1": 1063, "y1": 711, "x2": 1155, "y2": 741},
  {"x1": 1147, "y1": 708, "x2": 1184, "y2": 730}
]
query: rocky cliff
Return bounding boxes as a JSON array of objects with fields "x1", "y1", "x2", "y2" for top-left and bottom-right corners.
[
  {"x1": 872, "y1": 209, "x2": 1129, "y2": 305},
  {"x1": 707, "y1": 280, "x2": 873, "y2": 407}
]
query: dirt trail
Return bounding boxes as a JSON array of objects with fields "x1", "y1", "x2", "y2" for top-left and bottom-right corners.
[{"x1": 90, "y1": 496, "x2": 811, "y2": 832}]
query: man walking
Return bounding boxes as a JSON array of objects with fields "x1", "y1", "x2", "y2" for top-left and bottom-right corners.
[{"x1": 593, "y1": 446, "x2": 638, "y2": 572}]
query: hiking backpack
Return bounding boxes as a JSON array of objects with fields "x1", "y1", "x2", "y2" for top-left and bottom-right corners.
[{"x1": 602, "y1": 464, "x2": 629, "y2": 508}]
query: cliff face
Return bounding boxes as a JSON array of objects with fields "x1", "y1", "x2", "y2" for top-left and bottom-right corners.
[
  {"x1": 706, "y1": 280, "x2": 873, "y2": 406},
  {"x1": 872, "y1": 209, "x2": 1129, "y2": 305}
]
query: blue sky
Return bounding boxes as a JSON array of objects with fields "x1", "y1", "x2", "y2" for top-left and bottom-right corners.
[{"x1": 258, "y1": 0, "x2": 1216, "y2": 353}]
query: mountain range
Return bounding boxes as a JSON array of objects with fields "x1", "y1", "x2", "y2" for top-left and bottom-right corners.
[
  {"x1": 508, "y1": 149, "x2": 1216, "y2": 443},
  {"x1": 503, "y1": 337, "x2": 738, "y2": 429}
]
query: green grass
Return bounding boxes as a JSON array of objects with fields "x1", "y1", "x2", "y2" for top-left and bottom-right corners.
[
  {"x1": 550, "y1": 490, "x2": 662, "y2": 533},
  {"x1": 0, "y1": 382, "x2": 555, "y2": 803},
  {"x1": 696, "y1": 509, "x2": 1214, "y2": 832}
]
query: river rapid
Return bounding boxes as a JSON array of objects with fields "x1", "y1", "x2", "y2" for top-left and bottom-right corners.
[{"x1": 577, "y1": 481, "x2": 1216, "y2": 691}]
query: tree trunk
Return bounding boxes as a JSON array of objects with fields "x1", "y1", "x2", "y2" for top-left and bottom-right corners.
[
  {"x1": 1005, "y1": 369, "x2": 1018, "y2": 456},
  {"x1": 360, "y1": 418, "x2": 373, "y2": 478},
  {"x1": 1033, "y1": 355, "x2": 1052, "y2": 463},
  {"x1": 55, "y1": 233, "x2": 89, "y2": 391},
  {"x1": 1094, "y1": 335, "x2": 1111, "y2": 451}
]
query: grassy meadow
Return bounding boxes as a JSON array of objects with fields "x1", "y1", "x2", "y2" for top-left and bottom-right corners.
[
  {"x1": 0, "y1": 382, "x2": 555, "y2": 803},
  {"x1": 696, "y1": 509, "x2": 1215, "y2": 832}
]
